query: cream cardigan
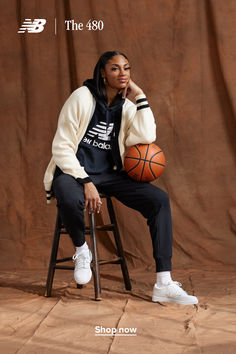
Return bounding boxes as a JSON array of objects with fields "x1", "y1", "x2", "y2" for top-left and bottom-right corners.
[{"x1": 43, "y1": 86, "x2": 156, "y2": 203}]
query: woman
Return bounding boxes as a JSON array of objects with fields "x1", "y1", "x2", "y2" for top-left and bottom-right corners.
[{"x1": 44, "y1": 51, "x2": 198, "y2": 305}]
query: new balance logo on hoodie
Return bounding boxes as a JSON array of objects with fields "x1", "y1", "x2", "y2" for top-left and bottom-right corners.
[{"x1": 82, "y1": 121, "x2": 114, "y2": 150}]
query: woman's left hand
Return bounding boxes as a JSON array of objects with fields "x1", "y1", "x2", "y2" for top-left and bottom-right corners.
[{"x1": 119, "y1": 79, "x2": 144, "y2": 99}]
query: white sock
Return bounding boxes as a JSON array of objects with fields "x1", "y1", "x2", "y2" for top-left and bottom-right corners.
[
  {"x1": 156, "y1": 271, "x2": 172, "y2": 286},
  {"x1": 75, "y1": 241, "x2": 88, "y2": 254}
]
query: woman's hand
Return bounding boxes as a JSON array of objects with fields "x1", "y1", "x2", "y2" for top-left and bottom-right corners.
[
  {"x1": 84, "y1": 182, "x2": 102, "y2": 214},
  {"x1": 119, "y1": 78, "x2": 144, "y2": 99}
]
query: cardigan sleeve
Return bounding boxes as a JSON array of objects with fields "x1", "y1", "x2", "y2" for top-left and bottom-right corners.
[
  {"x1": 125, "y1": 93, "x2": 156, "y2": 147},
  {"x1": 51, "y1": 91, "x2": 91, "y2": 180}
]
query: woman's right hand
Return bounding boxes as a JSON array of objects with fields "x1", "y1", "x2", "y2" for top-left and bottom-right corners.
[
  {"x1": 84, "y1": 182, "x2": 102, "y2": 214},
  {"x1": 119, "y1": 78, "x2": 144, "y2": 99}
]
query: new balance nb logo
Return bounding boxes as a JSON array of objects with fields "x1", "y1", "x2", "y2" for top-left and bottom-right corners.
[
  {"x1": 18, "y1": 19, "x2": 46, "y2": 33},
  {"x1": 87, "y1": 121, "x2": 114, "y2": 141}
]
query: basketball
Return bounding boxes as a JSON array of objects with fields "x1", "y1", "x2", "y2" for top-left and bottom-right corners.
[{"x1": 124, "y1": 143, "x2": 166, "y2": 182}]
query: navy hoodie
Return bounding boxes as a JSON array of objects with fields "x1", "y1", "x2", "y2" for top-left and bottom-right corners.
[
  {"x1": 75, "y1": 79, "x2": 125, "y2": 181},
  {"x1": 54, "y1": 79, "x2": 125, "y2": 183}
]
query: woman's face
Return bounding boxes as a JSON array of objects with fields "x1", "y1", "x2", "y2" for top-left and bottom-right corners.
[{"x1": 101, "y1": 55, "x2": 131, "y2": 91}]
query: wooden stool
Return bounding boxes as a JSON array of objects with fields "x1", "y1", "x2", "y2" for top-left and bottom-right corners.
[{"x1": 44, "y1": 193, "x2": 132, "y2": 300}]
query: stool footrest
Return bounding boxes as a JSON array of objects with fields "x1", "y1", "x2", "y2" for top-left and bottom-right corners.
[
  {"x1": 61, "y1": 225, "x2": 115, "y2": 234},
  {"x1": 55, "y1": 257, "x2": 122, "y2": 267},
  {"x1": 56, "y1": 257, "x2": 72, "y2": 263},
  {"x1": 55, "y1": 265, "x2": 74, "y2": 270}
]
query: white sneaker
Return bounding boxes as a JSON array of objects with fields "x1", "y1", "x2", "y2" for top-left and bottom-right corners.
[
  {"x1": 72, "y1": 249, "x2": 92, "y2": 285},
  {"x1": 152, "y1": 281, "x2": 198, "y2": 305}
]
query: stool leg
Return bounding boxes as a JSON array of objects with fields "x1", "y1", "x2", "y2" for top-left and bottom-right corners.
[
  {"x1": 89, "y1": 213, "x2": 102, "y2": 301},
  {"x1": 44, "y1": 213, "x2": 61, "y2": 297},
  {"x1": 106, "y1": 197, "x2": 132, "y2": 291}
]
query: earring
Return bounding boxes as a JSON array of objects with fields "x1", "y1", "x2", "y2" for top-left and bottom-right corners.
[{"x1": 103, "y1": 77, "x2": 107, "y2": 84}]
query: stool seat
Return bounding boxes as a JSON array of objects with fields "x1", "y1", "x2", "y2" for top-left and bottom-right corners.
[{"x1": 44, "y1": 193, "x2": 132, "y2": 300}]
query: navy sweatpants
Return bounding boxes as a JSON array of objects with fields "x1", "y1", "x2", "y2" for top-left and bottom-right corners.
[{"x1": 52, "y1": 171, "x2": 173, "y2": 272}]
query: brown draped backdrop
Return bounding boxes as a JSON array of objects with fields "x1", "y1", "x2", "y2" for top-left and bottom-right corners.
[{"x1": 2, "y1": 0, "x2": 235, "y2": 271}]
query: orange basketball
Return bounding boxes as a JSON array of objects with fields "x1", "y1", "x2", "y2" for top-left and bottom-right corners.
[{"x1": 124, "y1": 143, "x2": 166, "y2": 182}]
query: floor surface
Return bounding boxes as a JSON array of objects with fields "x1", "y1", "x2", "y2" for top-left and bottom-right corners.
[{"x1": 0, "y1": 266, "x2": 236, "y2": 354}]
